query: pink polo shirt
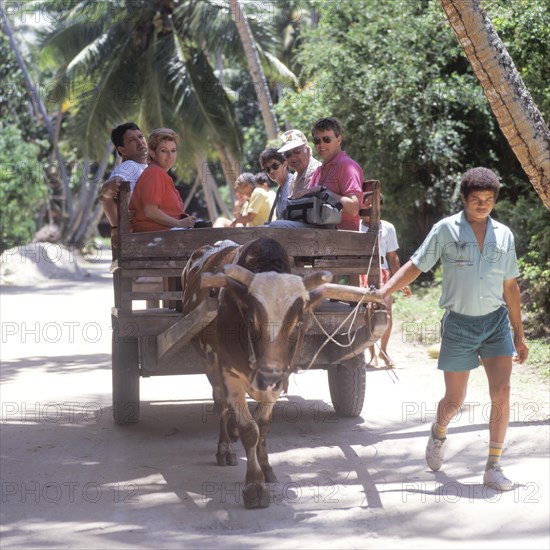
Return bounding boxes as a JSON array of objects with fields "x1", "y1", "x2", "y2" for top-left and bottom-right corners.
[{"x1": 308, "y1": 151, "x2": 363, "y2": 230}]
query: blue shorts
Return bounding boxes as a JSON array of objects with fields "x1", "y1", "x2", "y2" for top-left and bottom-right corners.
[{"x1": 438, "y1": 306, "x2": 515, "y2": 372}]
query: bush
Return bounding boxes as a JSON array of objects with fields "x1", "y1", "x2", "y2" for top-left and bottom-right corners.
[{"x1": 0, "y1": 124, "x2": 47, "y2": 252}]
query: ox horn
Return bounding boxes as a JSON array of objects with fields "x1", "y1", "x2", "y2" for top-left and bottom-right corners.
[
  {"x1": 200, "y1": 272, "x2": 227, "y2": 289},
  {"x1": 321, "y1": 283, "x2": 384, "y2": 303},
  {"x1": 302, "y1": 270, "x2": 333, "y2": 290},
  {"x1": 223, "y1": 264, "x2": 254, "y2": 287}
]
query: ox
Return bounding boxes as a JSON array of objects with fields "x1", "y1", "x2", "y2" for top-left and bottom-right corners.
[{"x1": 182, "y1": 237, "x2": 340, "y2": 508}]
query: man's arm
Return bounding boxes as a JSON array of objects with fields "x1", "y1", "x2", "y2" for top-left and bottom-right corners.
[
  {"x1": 386, "y1": 251, "x2": 412, "y2": 297},
  {"x1": 296, "y1": 184, "x2": 360, "y2": 216},
  {"x1": 338, "y1": 193, "x2": 360, "y2": 217},
  {"x1": 503, "y1": 278, "x2": 529, "y2": 363},
  {"x1": 230, "y1": 211, "x2": 256, "y2": 226},
  {"x1": 99, "y1": 177, "x2": 123, "y2": 227},
  {"x1": 381, "y1": 260, "x2": 422, "y2": 299}
]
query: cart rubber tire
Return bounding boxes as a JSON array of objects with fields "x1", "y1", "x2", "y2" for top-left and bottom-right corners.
[
  {"x1": 112, "y1": 333, "x2": 140, "y2": 424},
  {"x1": 328, "y1": 363, "x2": 366, "y2": 418}
]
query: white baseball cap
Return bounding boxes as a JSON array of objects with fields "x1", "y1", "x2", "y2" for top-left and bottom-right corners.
[{"x1": 277, "y1": 129, "x2": 308, "y2": 153}]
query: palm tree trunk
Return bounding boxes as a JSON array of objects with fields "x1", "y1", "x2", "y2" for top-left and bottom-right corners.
[
  {"x1": 193, "y1": 154, "x2": 232, "y2": 220},
  {"x1": 71, "y1": 142, "x2": 114, "y2": 244},
  {"x1": 440, "y1": 0, "x2": 550, "y2": 209},
  {"x1": 228, "y1": 0, "x2": 279, "y2": 140}
]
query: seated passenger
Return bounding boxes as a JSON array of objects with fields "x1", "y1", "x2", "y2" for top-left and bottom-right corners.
[
  {"x1": 277, "y1": 129, "x2": 320, "y2": 198},
  {"x1": 254, "y1": 172, "x2": 277, "y2": 209},
  {"x1": 230, "y1": 173, "x2": 272, "y2": 227},
  {"x1": 99, "y1": 122, "x2": 148, "y2": 230},
  {"x1": 259, "y1": 148, "x2": 294, "y2": 223},
  {"x1": 129, "y1": 128, "x2": 196, "y2": 232}
]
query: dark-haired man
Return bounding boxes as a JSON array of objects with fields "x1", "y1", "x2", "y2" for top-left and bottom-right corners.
[
  {"x1": 381, "y1": 166, "x2": 529, "y2": 491},
  {"x1": 99, "y1": 122, "x2": 148, "y2": 228},
  {"x1": 305, "y1": 117, "x2": 363, "y2": 230}
]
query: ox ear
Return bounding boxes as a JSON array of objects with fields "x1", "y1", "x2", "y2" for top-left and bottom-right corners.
[
  {"x1": 303, "y1": 270, "x2": 333, "y2": 290},
  {"x1": 223, "y1": 264, "x2": 254, "y2": 287}
]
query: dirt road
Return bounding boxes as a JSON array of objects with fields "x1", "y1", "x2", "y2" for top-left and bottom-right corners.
[{"x1": 1, "y1": 249, "x2": 549, "y2": 549}]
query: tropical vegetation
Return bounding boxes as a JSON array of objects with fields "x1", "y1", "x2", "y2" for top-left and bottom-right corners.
[{"x1": 1, "y1": 0, "x2": 548, "y2": 340}]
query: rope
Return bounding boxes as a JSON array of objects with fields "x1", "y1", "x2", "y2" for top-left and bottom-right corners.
[{"x1": 300, "y1": 228, "x2": 382, "y2": 372}]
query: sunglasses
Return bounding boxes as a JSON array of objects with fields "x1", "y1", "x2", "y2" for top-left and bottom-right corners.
[
  {"x1": 283, "y1": 148, "x2": 303, "y2": 159},
  {"x1": 312, "y1": 136, "x2": 335, "y2": 145},
  {"x1": 264, "y1": 162, "x2": 281, "y2": 173}
]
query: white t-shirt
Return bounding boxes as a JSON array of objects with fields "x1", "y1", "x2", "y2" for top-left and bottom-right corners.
[
  {"x1": 360, "y1": 219, "x2": 399, "y2": 270},
  {"x1": 109, "y1": 161, "x2": 147, "y2": 193}
]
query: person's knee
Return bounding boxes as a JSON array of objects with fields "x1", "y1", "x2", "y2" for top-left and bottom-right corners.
[{"x1": 489, "y1": 380, "x2": 511, "y2": 401}]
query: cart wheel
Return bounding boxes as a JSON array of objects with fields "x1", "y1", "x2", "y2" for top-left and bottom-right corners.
[
  {"x1": 112, "y1": 331, "x2": 140, "y2": 424},
  {"x1": 327, "y1": 360, "x2": 366, "y2": 418}
]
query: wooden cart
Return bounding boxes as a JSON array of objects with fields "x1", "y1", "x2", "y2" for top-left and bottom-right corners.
[{"x1": 110, "y1": 180, "x2": 387, "y2": 424}]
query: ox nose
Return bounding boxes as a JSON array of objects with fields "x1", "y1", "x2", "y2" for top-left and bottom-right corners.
[{"x1": 254, "y1": 368, "x2": 283, "y2": 392}]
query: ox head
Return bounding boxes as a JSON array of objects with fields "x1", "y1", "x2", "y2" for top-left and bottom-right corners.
[{"x1": 201, "y1": 264, "x2": 331, "y2": 393}]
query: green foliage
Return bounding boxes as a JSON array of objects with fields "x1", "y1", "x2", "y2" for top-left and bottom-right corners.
[
  {"x1": 525, "y1": 340, "x2": 550, "y2": 380},
  {"x1": 275, "y1": 0, "x2": 547, "y2": 246},
  {"x1": 392, "y1": 284, "x2": 443, "y2": 345},
  {"x1": 0, "y1": 124, "x2": 48, "y2": 251},
  {"x1": 494, "y1": 193, "x2": 550, "y2": 337},
  {"x1": 275, "y1": 0, "x2": 505, "y2": 247},
  {"x1": 487, "y1": 0, "x2": 550, "y2": 120}
]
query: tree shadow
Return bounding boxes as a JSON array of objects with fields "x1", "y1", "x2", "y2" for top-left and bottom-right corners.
[
  {"x1": 1, "y1": 392, "x2": 548, "y2": 547},
  {"x1": 0, "y1": 354, "x2": 111, "y2": 382}
]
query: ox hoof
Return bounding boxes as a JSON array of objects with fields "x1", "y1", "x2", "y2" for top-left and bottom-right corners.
[
  {"x1": 216, "y1": 452, "x2": 237, "y2": 466},
  {"x1": 242, "y1": 484, "x2": 270, "y2": 509},
  {"x1": 263, "y1": 467, "x2": 278, "y2": 484}
]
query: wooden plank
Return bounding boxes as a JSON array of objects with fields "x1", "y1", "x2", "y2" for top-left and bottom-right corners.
[
  {"x1": 156, "y1": 295, "x2": 219, "y2": 360},
  {"x1": 119, "y1": 227, "x2": 379, "y2": 260},
  {"x1": 139, "y1": 341, "x2": 206, "y2": 376},
  {"x1": 122, "y1": 291, "x2": 182, "y2": 301},
  {"x1": 118, "y1": 268, "x2": 184, "y2": 277},
  {"x1": 112, "y1": 308, "x2": 185, "y2": 337}
]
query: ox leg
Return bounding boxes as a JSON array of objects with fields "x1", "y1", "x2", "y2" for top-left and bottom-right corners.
[
  {"x1": 216, "y1": 406, "x2": 238, "y2": 466},
  {"x1": 225, "y1": 380, "x2": 270, "y2": 509},
  {"x1": 253, "y1": 401, "x2": 278, "y2": 484}
]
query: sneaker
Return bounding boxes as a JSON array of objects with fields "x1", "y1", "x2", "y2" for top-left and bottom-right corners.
[
  {"x1": 425, "y1": 423, "x2": 446, "y2": 471},
  {"x1": 483, "y1": 465, "x2": 514, "y2": 491}
]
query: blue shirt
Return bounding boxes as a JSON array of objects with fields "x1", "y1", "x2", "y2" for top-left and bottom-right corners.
[
  {"x1": 274, "y1": 172, "x2": 295, "y2": 220},
  {"x1": 410, "y1": 211, "x2": 519, "y2": 316}
]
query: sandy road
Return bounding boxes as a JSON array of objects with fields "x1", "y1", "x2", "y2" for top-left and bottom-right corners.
[{"x1": 1, "y1": 249, "x2": 549, "y2": 549}]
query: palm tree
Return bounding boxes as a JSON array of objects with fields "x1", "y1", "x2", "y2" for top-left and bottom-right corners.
[
  {"x1": 228, "y1": 0, "x2": 279, "y2": 140},
  {"x1": 440, "y1": 0, "x2": 550, "y2": 209},
  {"x1": 41, "y1": 0, "x2": 296, "y2": 221}
]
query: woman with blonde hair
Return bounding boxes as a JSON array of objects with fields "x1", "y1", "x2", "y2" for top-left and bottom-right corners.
[{"x1": 130, "y1": 128, "x2": 196, "y2": 232}]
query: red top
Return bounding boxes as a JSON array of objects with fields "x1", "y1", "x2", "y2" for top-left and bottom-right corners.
[{"x1": 129, "y1": 163, "x2": 185, "y2": 232}]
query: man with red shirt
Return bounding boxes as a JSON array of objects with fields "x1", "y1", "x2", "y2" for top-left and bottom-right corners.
[{"x1": 306, "y1": 117, "x2": 363, "y2": 230}]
